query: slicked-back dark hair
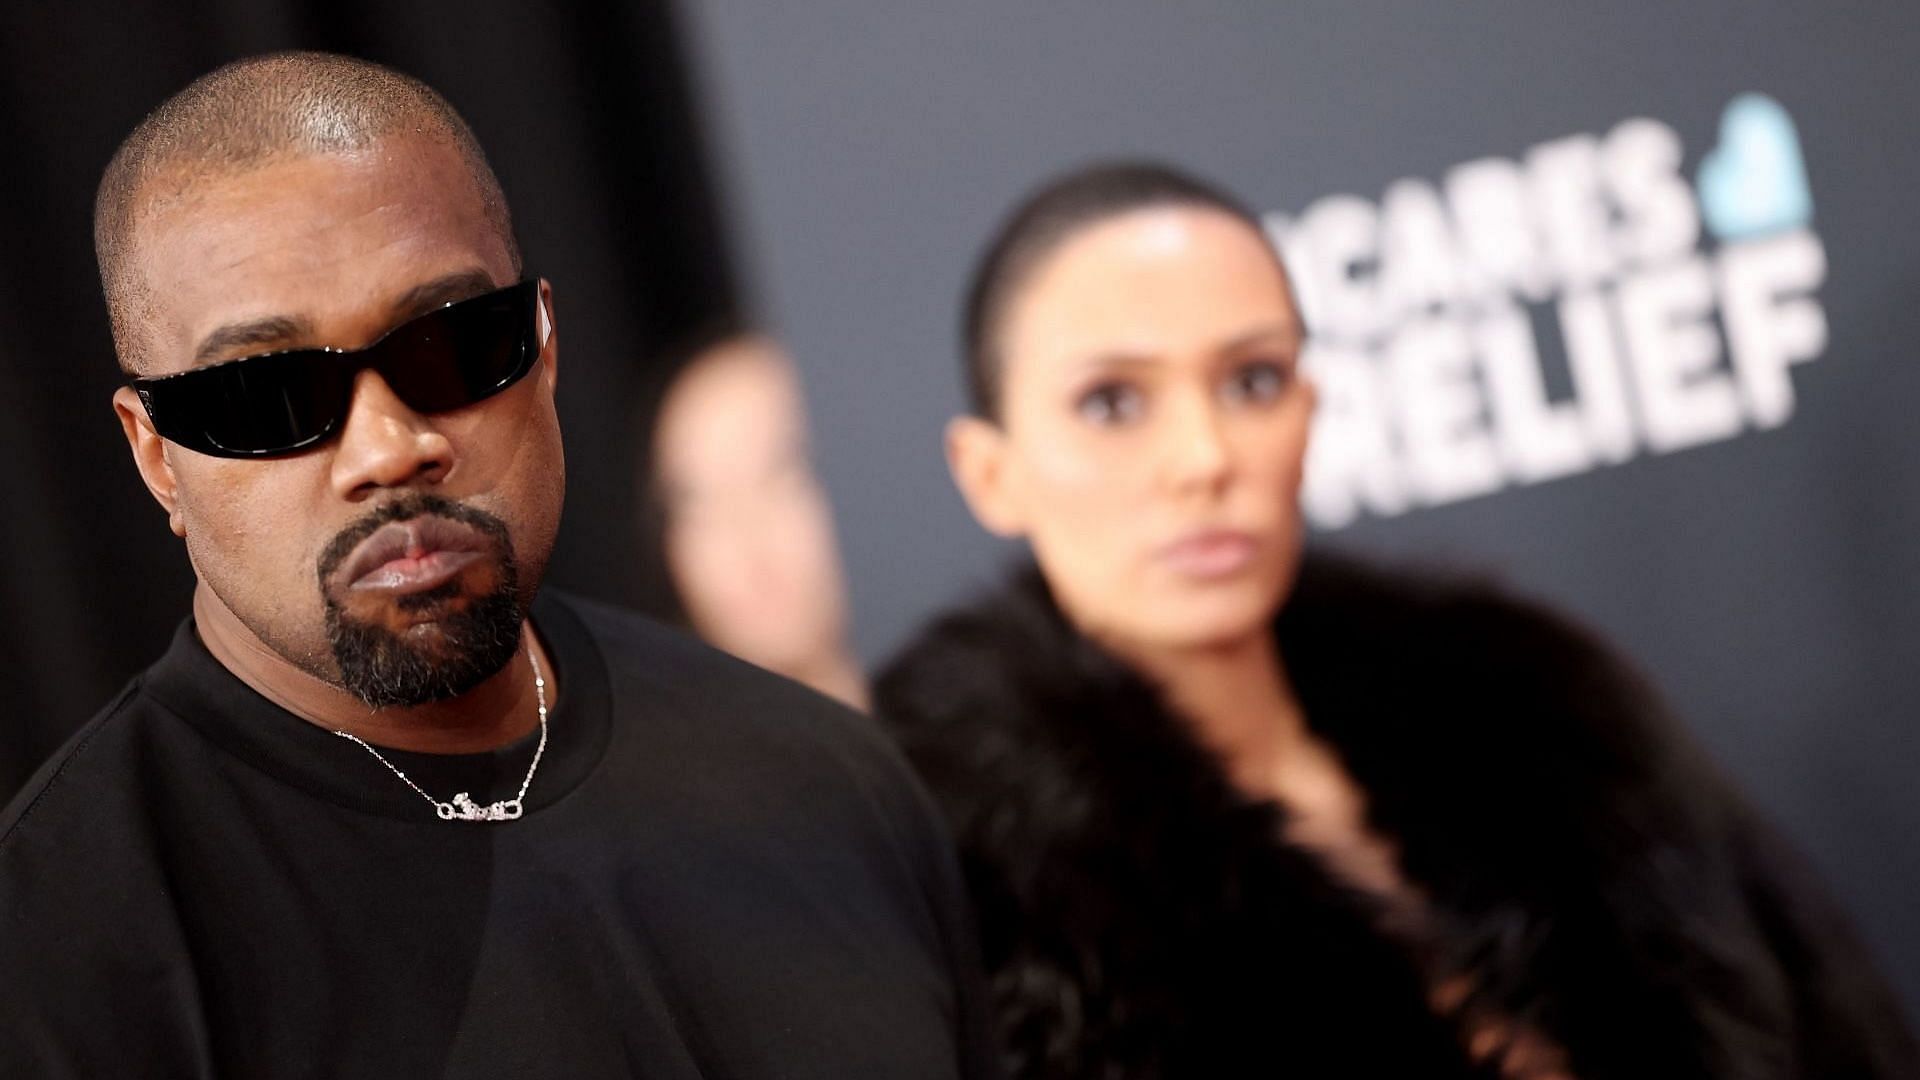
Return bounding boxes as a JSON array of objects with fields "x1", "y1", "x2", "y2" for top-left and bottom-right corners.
[
  {"x1": 95, "y1": 51, "x2": 521, "y2": 372},
  {"x1": 961, "y1": 160, "x2": 1269, "y2": 420}
]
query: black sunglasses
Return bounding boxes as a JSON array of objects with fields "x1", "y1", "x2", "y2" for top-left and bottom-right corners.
[{"x1": 131, "y1": 279, "x2": 545, "y2": 459}]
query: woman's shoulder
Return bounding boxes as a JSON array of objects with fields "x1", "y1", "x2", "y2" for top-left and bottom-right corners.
[
  {"x1": 875, "y1": 550, "x2": 1664, "y2": 728},
  {"x1": 873, "y1": 564, "x2": 1226, "y2": 851},
  {"x1": 875, "y1": 565, "x2": 1104, "y2": 733},
  {"x1": 1282, "y1": 550, "x2": 1697, "y2": 761},
  {"x1": 1280, "y1": 550, "x2": 1734, "y2": 851},
  {"x1": 874, "y1": 549, "x2": 1669, "y2": 743},
  {"x1": 1284, "y1": 549, "x2": 1628, "y2": 667}
]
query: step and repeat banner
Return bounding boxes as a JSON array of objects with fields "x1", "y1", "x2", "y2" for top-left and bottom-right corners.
[
  {"x1": 1282, "y1": 95, "x2": 1826, "y2": 528},
  {"x1": 683, "y1": 1, "x2": 1920, "y2": 1011}
]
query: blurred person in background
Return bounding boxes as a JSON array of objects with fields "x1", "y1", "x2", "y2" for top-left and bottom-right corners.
[
  {"x1": 645, "y1": 329, "x2": 868, "y2": 710},
  {"x1": 874, "y1": 160, "x2": 1917, "y2": 1079}
]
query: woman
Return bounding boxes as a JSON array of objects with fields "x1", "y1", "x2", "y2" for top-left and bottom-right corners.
[{"x1": 873, "y1": 162, "x2": 1916, "y2": 1079}]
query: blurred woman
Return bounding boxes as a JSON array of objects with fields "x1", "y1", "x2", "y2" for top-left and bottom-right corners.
[
  {"x1": 874, "y1": 161, "x2": 1916, "y2": 1079},
  {"x1": 648, "y1": 331, "x2": 867, "y2": 709}
]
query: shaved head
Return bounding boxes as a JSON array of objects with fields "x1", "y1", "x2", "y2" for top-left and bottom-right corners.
[{"x1": 94, "y1": 51, "x2": 520, "y2": 371}]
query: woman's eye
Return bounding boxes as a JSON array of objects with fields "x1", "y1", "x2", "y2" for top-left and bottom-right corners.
[
  {"x1": 1075, "y1": 382, "x2": 1144, "y2": 426},
  {"x1": 1222, "y1": 360, "x2": 1289, "y2": 405}
]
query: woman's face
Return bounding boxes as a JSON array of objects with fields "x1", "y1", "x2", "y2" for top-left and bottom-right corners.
[{"x1": 950, "y1": 205, "x2": 1313, "y2": 653}]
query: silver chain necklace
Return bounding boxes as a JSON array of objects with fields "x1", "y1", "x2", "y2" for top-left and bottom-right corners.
[{"x1": 332, "y1": 642, "x2": 549, "y2": 822}]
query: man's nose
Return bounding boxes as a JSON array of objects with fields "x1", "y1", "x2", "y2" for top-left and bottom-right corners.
[{"x1": 329, "y1": 369, "x2": 455, "y2": 500}]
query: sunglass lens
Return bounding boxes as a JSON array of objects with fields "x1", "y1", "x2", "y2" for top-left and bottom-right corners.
[
  {"x1": 153, "y1": 351, "x2": 347, "y2": 456},
  {"x1": 378, "y1": 284, "x2": 536, "y2": 413}
]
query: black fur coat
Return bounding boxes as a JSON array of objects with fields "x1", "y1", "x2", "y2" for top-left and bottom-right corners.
[{"x1": 873, "y1": 554, "x2": 1918, "y2": 1079}]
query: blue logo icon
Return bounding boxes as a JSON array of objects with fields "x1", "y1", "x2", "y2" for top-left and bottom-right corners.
[{"x1": 1696, "y1": 93, "x2": 1813, "y2": 242}]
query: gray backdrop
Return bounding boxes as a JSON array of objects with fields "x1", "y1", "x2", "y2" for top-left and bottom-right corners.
[{"x1": 679, "y1": 1, "x2": 1920, "y2": 1010}]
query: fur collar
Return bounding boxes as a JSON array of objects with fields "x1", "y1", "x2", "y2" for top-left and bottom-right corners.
[{"x1": 876, "y1": 552, "x2": 1909, "y2": 1078}]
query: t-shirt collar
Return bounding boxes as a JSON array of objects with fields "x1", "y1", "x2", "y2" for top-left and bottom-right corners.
[{"x1": 139, "y1": 591, "x2": 613, "y2": 823}]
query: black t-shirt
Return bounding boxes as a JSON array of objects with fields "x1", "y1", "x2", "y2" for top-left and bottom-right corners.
[{"x1": 0, "y1": 592, "x2": 999, "y2": 1079}]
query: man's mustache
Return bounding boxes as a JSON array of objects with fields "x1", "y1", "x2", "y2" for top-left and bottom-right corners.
[{"x1": 315, "y1": 493, "x2": 513, "y2": 587}]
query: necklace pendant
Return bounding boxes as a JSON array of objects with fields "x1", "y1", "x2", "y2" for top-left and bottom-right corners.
[
  {"x1": 341, "y1": 642, "x2": 548, "y2": 825},
  {"x1": 439, "y1": 792, "x2": 525, "y2": 822}
]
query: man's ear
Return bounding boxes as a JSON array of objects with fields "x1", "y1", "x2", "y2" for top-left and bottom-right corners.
[
  {"x1": 536, "y1": 278, "x2": 558, "y2": 393},
  {"x1": 113, "y1": 385, "x2": 185, "y2": 537},
  {"x1": 945, "y1": 414, "x2": 1026, "y2": 538}
]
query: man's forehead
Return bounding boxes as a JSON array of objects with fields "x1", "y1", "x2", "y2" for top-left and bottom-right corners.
[{"x1": 127, "y1": 141, "x2": 512, "y2": 370}]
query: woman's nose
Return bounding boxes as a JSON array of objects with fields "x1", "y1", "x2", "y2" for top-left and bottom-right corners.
[{"x1": 1160, "y1": 391, "x2": 1233, "y2": 495}]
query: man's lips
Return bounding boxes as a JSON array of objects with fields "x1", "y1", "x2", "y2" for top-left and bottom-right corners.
[
  {"x1": 351, "y1": 549, "x2": 486, "y2": 594},
  {"x1": 332, "y1": 516, "x2": 493, "y2": 597}
]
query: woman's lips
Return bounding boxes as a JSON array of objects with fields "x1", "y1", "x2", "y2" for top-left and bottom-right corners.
[
  {"x1": 333, "y1": 517, "x2": 493, "y2": 597},
  {"x1": 1156, "y1": 529, "x2": 1258, "y2": 580}
]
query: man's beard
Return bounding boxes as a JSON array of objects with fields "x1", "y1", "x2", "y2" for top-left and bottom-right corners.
[{"x1": 316, "y1": 494, "x2": 526, "y2": 708}]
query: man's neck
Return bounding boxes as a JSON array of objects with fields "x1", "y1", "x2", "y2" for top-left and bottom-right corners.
[{"x1": 191, "y1": 582, "x2": 554, "y2": 754}]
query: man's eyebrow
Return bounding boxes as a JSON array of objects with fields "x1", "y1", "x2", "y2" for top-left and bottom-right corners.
[
  {"x1": 191, "y1": 314, "x2": 315, "y2": 365},
  {"x1": 388, "y1": 269, "x2": 503, "y2": 322},
  {"x1": 184, "y1": 270, "x2": 502, "y2": 368}
]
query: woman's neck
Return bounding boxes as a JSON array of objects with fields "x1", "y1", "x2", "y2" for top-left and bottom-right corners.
[
  {"x1": 1113, "y1": 628, "x2": 1309, "y2": 796},
  {"x1": 1119, "y1": 623, "x2": 1409, "y2": 900}
]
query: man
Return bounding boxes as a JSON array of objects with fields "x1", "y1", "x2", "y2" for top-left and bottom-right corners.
[{"x1": 0, "y1": 52, "x2": 996, "y2": 1078}]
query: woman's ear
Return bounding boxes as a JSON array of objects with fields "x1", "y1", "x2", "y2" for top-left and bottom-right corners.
[
  {"x1": 113, "y1": 385, "x2": 185, "y2": 537},
  {"x1": 945, "y1": 414, "x2": 1026, "y2": 537}
]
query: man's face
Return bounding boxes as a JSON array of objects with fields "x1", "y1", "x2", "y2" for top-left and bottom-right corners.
[{"x1": 112, "y1": 135, "x2": 564, "y2": 703}]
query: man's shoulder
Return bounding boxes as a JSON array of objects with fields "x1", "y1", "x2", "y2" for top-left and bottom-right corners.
[
  {"x1": 541, "y1": 589, "x2": 813, "y2": 720},
  {"x1": 0, "y1": 675, "x2": 190, "y2": 944},
  {"x1": 0, "y1": 673, "x2": 223, "y2": 1075},
  {"x1": 0, "y1": 677, "x2": 159, "y2": 855},
  {"x1": 544, "y1": 590, "x2": 855, "y2": 725},
  {"x1": 541, "y1": 589, "x2": 723, "y2": 671},
  {"x1": 549, "y1": 583, "x2": 883, "y2": 715},
  {"x1": 542, "y1": 590, "x2": 932, "y2": 821}
]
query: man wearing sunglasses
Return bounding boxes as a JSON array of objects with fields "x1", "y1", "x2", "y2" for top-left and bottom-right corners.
[{"x1": 0, "y1": 52, "x2": 996, "y2": 1079}]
